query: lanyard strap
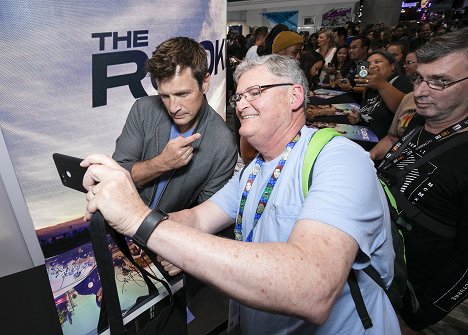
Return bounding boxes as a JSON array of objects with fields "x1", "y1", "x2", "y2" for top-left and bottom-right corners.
[
  {"x1": 234, "y1": 132, "x2": 301, "y2": 242},
  {"x1": 379, "y1": 116, "x2": 468, "y2": 171}
]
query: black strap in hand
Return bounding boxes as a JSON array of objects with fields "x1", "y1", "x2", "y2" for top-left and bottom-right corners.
[{"x1": 89, "y1": 211, "x2": 125, "y2": 335}]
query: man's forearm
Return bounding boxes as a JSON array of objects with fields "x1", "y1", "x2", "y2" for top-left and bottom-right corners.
[
  {"x1": 370, "y1": 134, "x2": 399, "y2": 161},
  {"x1": 378, "y1": 83, "x2": 406, "y2": 113},
  {"x1": 131, "y1": 157, "x2": 168, "y2": 186},
  {"x1": 143, "y1": 218, "x2": 355, "y2": 325}
]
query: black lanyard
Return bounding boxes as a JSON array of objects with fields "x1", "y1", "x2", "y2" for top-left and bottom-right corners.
[{"x1": 378, "y1": 116, "x2": 468, "y2": 172}]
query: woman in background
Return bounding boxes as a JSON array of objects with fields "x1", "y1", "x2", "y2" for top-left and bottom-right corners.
[
  {"x1": 386, "y1": 41, "x2": 407, "y2": 75},
  {"x1": 302, "y1": 51, "x2": 338, "y2": 119},
  {"x1": 349, "y1": 50, "x2": 413, "y2": 139},
  {"x1": 315, "y1": 29, "x2": 336, "y2": 82},
  {"x1": 324, "y1": 44, "x2": 352, "y2": 84},
  {"x1": 300, "y1": 51, "x2": 325, "y2": 91}
]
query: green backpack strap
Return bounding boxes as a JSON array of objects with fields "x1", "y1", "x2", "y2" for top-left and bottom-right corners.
[
  {"x1": 302, "y1": 128, "x2": 342, "y2": 197},
  {"x1": 379, "y1": 178, "x2": 397, "y2": 211}
]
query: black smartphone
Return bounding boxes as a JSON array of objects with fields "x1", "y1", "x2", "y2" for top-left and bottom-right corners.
[
  {"x1": 357, "y1": 61, "x2": 369, "y2": 78},
  {"x1": 53, "y1": 153, "x2": 87, "y2": 193}
]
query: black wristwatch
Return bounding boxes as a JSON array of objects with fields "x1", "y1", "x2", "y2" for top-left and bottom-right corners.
[{"x1": 132, "y1": 208, "x2": 169, "y2": 247}]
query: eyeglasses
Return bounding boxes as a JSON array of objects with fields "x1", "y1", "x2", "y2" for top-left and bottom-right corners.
[
  {"x1": 410, "y1": 73, "x2": 468, "y2": 91},
  {"x1": 404, "y1": 60, "x2": 417, "y2": 65},
  {"x1": 229, "y1": 83, "x2": 293, "y2": 108}
]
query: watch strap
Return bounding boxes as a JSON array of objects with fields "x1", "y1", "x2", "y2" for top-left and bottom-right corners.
[{"x1": 132, "y1": 208, "x2": 169, "y2": 247}]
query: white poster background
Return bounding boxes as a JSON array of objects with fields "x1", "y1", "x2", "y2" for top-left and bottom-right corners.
[
  {"x1": 0, "y1": 1, "x2": 227, "y2": 333},
  {"x1": 0, "y1": 0, "x2": 226, "y2": 229}
]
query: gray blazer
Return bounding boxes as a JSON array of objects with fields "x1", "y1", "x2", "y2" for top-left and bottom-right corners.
[{"x1": 112, "y1": 95, "x2": 238, "y2": 213}]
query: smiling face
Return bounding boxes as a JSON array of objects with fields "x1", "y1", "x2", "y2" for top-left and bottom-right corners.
[
  {"x1": 336, "y1": 47, "x2": 349, "y2": 64},
  {"x1": 367, "y1": 53, "x2": 395, "y2": 80},
  {"x1": 413, "y1": 52, "x2": 468, "y2": 126},
  {"x1": 157, "y1": 67, "x2": 209, "y2": 133},
  {"x1": 235, "y1": 66, "x2": 295, "y2": 147}
]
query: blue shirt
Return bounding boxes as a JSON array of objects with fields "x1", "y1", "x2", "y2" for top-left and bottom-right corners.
[
  {"x1": 210, "y1": 126, "x2": 400, "y2": 334},
  {"x1": 150, "y1": 123, "x2": 195, "y2": 209}
]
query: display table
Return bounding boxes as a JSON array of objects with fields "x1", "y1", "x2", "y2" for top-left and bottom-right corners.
[{"x1": 307, "y1": 88, "x2": 378, "y2": 150}]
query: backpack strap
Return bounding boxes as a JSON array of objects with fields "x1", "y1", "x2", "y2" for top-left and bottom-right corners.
[
  {"x1": 302, "y1": 128, "x2": 341, "y2": 197},
  {"x1": 302, "y1": 129, "x2": 394, "y2": 330},
  {"x1": 388, "y1": 131, "x2": 468, "y2": 239},
  {"x1": 348, "y1": 270, "x2": 373, "y2": 329}
]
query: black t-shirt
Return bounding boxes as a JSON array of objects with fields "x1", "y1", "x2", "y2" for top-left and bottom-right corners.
[
  {"x1": 359, "y1": 75, "x2": 413, "y2": 139},
  {"x1": 381, "y1": 116, "x2": 468, "y2": 329}
]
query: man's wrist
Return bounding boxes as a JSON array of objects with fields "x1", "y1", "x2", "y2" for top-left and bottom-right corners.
[{"x1": 132, "y1": 208, "x2": 169, "y2": 247}]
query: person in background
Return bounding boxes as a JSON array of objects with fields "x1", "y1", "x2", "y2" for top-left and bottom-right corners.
[
  {"x1": 245, "y1": 26, "x2": 269, "y2": 61},
  {"x1": 231, "y1": 34, "x2": 248, "y2": 63},
  {"x1": 302, "y1": 50, "x2": 340, "y2": 121},
  {"x1": 257, "y1": 23, "x2": 289, "y2": 57},
  {"x1": 391, "y1": 25, "x2": 406, "y2": 42},
  {"x1": 369, "y1": 38, "x2": 387, "y2": 54},
  {"x1": 325, "y1": 44, "x2": 352, "y2": 84},
  {"x1": 112, "y1": 36, "x2": 238, "y2": 306},
  {"x1": 348, "y1": 49, "x2": 413, "y2": 139},
  {"x1": 339, "y1": 36, "x2": 371, "y2": 102},
  {"x1": 307, "y1": 32, "x2": 318, "y2": 51},
  {"x1": 379, "y1": 28, "x2": 392, "y2": 48},
  {"x1": 366, "y1": 28, "x2": 376, "y2": 42},
  {"x1": 403, "y1": 50, "x2": 418, "y2": 77},
  {"x1": 387, "y1": 41, "x2": 408, "y2": 75},
  {"x1": 345, "y1": 21, "x2": 358, "y2": 44},
  {"x1": 409, "y1": 22, "x2": 432, "y2": 50},
  {"x1": 245, "y1": 26, "x2": 258, "y2": 50},
  {"x1": 369, "y1": 92, "x2": 416, "y2": 161},
  {"x1": 315, "y1": 28, "x2": 337, "y2": 83},
  {"x1": 272, "y1": 31, "x2": 303, "y2": 60},
  {"x1": 300, "y1": 51, "x2": 325, "y2": 91},
  {"x1": 332, "y1": 26, "x2": 348, "y2": 47},
  {"x1": 82, "y1": 54, "x2": 400, "y2": 335},
  {"x1": 376, "y1": 29, "x2": 468, "y2": 334}
]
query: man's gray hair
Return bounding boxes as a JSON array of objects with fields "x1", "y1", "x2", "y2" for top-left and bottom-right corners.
[
  {"x1": 233, "y1": 54, "x2": 309, "y2": 109},
  {"x1": 417, "y1": 27, "x2": 468, "y2": 66}
]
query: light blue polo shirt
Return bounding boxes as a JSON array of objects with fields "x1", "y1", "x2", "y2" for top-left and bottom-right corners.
[{"x1": 210, "y1": 126, "x2": 400, "y2": 335}]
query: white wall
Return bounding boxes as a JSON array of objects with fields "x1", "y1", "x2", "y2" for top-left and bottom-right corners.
[{"x1": 228, "y1": 0, "x2": 358, "y2": 34}]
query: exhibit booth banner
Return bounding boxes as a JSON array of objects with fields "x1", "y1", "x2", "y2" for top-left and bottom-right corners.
[{"x1": 0, "y1": 1, "x2": 226, "y2": 334}]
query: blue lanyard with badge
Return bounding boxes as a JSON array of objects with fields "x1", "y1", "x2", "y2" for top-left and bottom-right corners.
[{"x1": 234, "y1": 132, "x2": 301, "y2": 242}]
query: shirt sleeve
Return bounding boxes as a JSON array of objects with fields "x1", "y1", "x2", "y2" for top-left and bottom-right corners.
[
  {"x1": 298, "y1": 137, "x2": 390, "y2": 266},
  {"x1": 209, "y1": 168, "x2": 243, "y2": 220},
  {"x1": 112, "y1": 99, "x2": 146, "y2": 174}
]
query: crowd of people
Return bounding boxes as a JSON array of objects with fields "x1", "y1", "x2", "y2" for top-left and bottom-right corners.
[{"x1": 81, "y1": 18, "x2": 467, "y2": 335}]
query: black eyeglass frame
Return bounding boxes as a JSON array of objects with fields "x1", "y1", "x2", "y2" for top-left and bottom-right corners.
[
  {"x1": 229, "y1": 83, "x2": 293, "y2": 108},
  {"x1": 410, "y1": 73, "x2": 468, "y2": 91}
]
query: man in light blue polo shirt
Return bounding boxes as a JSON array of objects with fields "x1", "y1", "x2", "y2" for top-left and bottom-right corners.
[{"x1": 82, "y1": 54, "x2": 400, "y2": 334}]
